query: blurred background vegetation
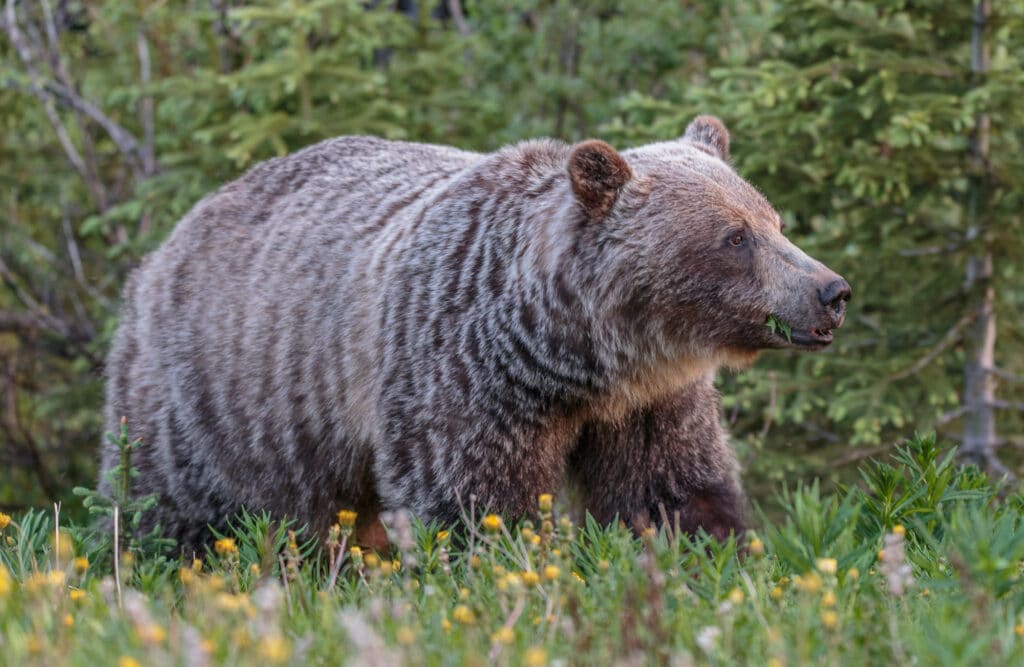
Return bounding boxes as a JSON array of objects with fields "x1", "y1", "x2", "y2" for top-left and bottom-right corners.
[{"x1": 1, "y1": 0, "x2": 1022, "y2": 518}]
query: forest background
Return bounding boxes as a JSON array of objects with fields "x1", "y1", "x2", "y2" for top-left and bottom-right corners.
[{"x1": 1, "y1": 0, "x2": 1022, "y2": 517}]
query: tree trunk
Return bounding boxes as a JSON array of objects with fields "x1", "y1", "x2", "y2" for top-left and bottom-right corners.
[{"x1": 960, "y1": 0, "x2": 1009, "y2": 477}]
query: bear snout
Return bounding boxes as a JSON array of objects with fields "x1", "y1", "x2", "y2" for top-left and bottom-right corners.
[{"x1": 817, "y1": 276, "x2": 851, "y2": 329}]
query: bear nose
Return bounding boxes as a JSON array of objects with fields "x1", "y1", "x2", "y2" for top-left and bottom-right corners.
[{"x1": 819, "y1": 278, "x2": 851, "y2": 320}]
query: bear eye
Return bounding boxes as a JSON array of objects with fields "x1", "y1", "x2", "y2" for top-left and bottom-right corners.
[{"x1": 728, "y1": 232, "x2": 745, "y2": 247}]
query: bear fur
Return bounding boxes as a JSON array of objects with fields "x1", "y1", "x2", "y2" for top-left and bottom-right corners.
[{"x1": 101, "y1": 117, "x2": 849, "y2": 550}]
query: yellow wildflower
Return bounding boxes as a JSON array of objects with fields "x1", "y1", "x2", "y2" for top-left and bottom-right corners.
[
  {"x1": 877, "y1": 549, "x2": 886, "y2": 562},
  {"x1": 521, "y1": 527, "x2": 535, "y2": 542},
  {"x1": 482, "y1": 514, "x2": 503, "y2": 532},
  {"x1": 530, "y1": 534, "x2": 541, "y2": 546},
  {"x1": 379, "y1": 561, "x2": 393, "y2": 576},
  {"x1": 391, "y1": 559, "x2": 401, "y2": 572},
  {"x1": 73, "y1": 556, "x2": 89, "y2": 574},
  {"x1": 48, "y1": 570, "x2": 66, "y2": 588},
  {"x1": 69, "y1": 589, "x2": 86, "y2": 602},
  {"x1": 118, "y1": 658, "x2": 141, "y2": 667},
  {"x1": 749, "y1": 537, "x2": 765, "y2": 557},
  {"x1": 892, "y1": 524, "x2": 906, "y2": 537},
  {"x1": 492, "y1": 626, "x2": 515, "y2": 644},
  {"x1": 250, "y1": 563, "x2": 260, "y2": 576},
  {"x1": 349, "y1": 546, "x2": 363, "y2": 566},
  {"x1": 821, "y1": 591, "x2": 836, "y2": 608},
  {"x1": 847, "y1": 567, "x2": 860, "y2": 581},
  {"x1": 459, "y1": 586, "x2": 470, "y2": 600},
  {"x1": 1015, "y1": 622, "x2": 1024, "y2": 636},
  {"x1": 179, "y1": 567, "x2": 196, "y2": 586},
  {"x1": 258, "y1": 635, "x2": 291, "y2": 663},
  {"x1": 771, "y1": 586, "x2": 784, "y2": 601},
  {"x1": 337, "y1": 510, "x2": 358, "y2": 529},
  {"x1": 538, "y1": 494, "x2": 553, "y2": 513},
  {"x1": 522, "y1": 570, "x2": 540, "y2": 587},
  {"x1": 192, "y1": 558, "x2": 203, "y2": 572},
  {"x1": 364, "y1": 553, "x2": 380, "y2": 569},
  {"x1": 214, "y1": 592, "x2": 247, "y2": 613},
  {"x1": 816, "y1": 558, "x2": 838, "y2": 575},
  {"x1": 63, "y1": 613, "x2": 74, "y2": 627},
  {"x1": 469, "y1": 555, "x2": 482, "y2": 569},
  {"x1": 767, "y1": 658, "x2": 784, "y2": 667},
  {"x1": 0, "y1": 565, "x2": 10, "y2": 597},
  {"x1": 795, "y1": 572, "x2": 822, "y2": 594},
  {"x1": 505, "y1": 572, "x2": 523, "y2": 589},
  {"x1": 820, "y1": 610, "x2": 839, "y2": 629},
  {"x1": 543, "y1": 565, "x2": 561, "y2": 581},
  {"x1": 214, "y1": 537, "x2": 237, "y2": 556},
  {"x1": 138, "y1": 623, "x2": 167, "y2": 645},
  {"x1": 231, "y1": 627, "x2": 251, "y2": 648},
  {"x1": 453, "y1": 604, "x2": 476, "y2": 625},
  {"x1": 441, "y1": 617, "x2": 452, "y2": 632},
  {"x1": 0, "y1": 512, "x2": 12, "y2": 530},
  {"x1": 24, "y1": 571, "x2": 48, "y2": 592},
  {"x1": 57, "y1": 532, "x2": 74, "y2": 562},
  {"x1": 436, "y1": 530, "x2": 450, "y2": 542},
  {"x1": 396, "y1": 626, "x2": 416, "y2": 645},
  {"x1": 727, "y1": 587, "x2": 745, "y2": 604},
  {"x1": 524, "y1": 647, "x2": 548, "y2": 667}
]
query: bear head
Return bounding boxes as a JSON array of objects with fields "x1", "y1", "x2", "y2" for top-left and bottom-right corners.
[{"x1": 567, "y1": 115, "x2": 850, "y2": 368}]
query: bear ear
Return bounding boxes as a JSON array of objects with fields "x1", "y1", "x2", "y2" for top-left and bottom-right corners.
[
  {"x1": 684, "y1": 115, "x2": 730, "y2": 160},
  {"x1": 568, "y1": 140, "x2": 632, "y2": 220}
]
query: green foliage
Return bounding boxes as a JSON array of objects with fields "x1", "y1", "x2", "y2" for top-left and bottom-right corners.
[
  {"x1": 763, "y1": 479, "x2": 865, "y2": 573},
  {"x1": 2, "y1": 1, "x2": 1023, "y2": 516},
  {"x1": 765, "y1": 314, "x2": 793, "y2": 342},
  {"x1": 0, "y1": 438, "x2": 1023, "y2": 665},
  {"x1": 71, "y1": 419, "x2": 174, "y2": 560},
  {"x1": 850, "y1": 432, "x2": 992, "y2": 540},
  {"x1": 606, "y1": 0, "x2": 1024, "y2": 464}
]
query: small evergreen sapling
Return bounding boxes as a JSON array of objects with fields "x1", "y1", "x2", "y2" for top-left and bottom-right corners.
[{"x1": 73, "y1": 417, "x2": 174, "y2": 558}]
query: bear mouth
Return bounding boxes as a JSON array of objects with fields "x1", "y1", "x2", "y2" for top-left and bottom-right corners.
[{"x1": 786, "y1": 327, "x2": 833, "y2": 350}]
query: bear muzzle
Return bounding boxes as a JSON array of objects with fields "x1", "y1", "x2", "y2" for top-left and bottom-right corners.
[{"x1": 785, "y1": 274, "x2": 851, "y2": 349}]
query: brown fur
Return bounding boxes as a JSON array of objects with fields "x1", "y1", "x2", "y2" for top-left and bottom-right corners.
[{"x1": 101, "y1": 117, "x2": 848, "y2": 551}]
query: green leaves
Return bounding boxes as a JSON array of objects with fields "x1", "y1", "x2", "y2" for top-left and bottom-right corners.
[
  {"x1": 762, "y1": 480, "x2": 866, "y2": 573},
  {"x1": 765, "y1": 314, "x2": 793, "y2": 342}
]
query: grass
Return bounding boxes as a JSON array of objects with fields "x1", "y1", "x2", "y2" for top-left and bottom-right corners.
[{"x1": 1, "y1": 434, "x2": 1023, "y2": 666}]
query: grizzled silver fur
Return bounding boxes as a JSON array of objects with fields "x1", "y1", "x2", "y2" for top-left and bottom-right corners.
[{"x1": 102, "y1": 117, "x2": 848, "y2": 549}]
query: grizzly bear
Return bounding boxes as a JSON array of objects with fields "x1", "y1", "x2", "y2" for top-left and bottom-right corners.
[{"x1": 101, "y1": 116, "x2": 849, "y2": 550}]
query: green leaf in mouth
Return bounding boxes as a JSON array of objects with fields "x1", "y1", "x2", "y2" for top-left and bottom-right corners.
[{"x1": 766, "y1": 314, "x2": 792, "y2": 343}]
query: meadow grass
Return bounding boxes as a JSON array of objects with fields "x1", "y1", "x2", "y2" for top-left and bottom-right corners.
[{"x1": 1, "y1": 434, "x2": 1023, "y2": 666}]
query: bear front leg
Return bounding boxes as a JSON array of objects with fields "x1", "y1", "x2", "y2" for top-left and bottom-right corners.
[
  {"x1": 571, "y1": 376, "x2": 748, "y2": 542},
  {"x1": 373, "y1": 416, "x2": 572, "y2": 530}
]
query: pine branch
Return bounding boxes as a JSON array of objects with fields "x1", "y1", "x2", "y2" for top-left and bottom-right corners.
[{"x1": 887, "y1": 311, "x2": 976, "y2": 383}]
